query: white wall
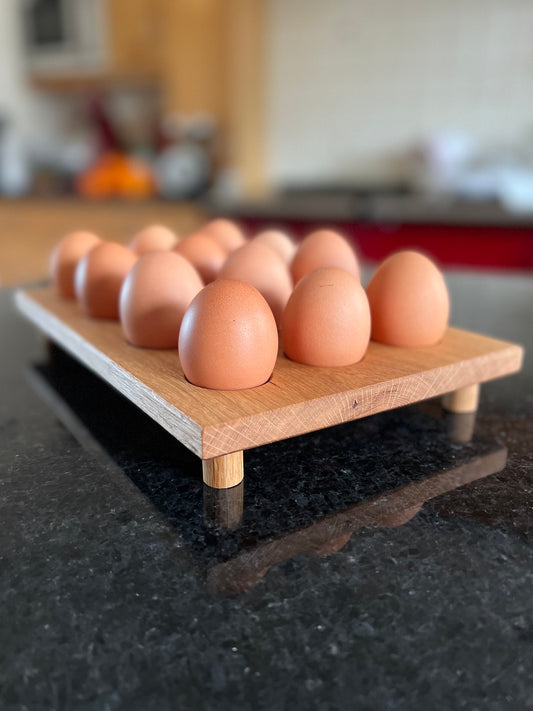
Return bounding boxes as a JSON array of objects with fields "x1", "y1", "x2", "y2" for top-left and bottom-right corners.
[
  {"x1": 266, "y1": 0, "x2": 533, "y2": 186},
  {"x1": 0, "y1": 0, "x2": 63, "y2": 150}
]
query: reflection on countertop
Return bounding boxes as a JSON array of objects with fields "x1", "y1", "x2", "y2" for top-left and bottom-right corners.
[{"x1": 27, "y1": 345, "x2": 508, "y2": 595}]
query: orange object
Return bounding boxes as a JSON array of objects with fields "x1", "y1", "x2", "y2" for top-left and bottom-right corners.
[{"x1": 76, "y1": 151, "x2": 155, "y2": 200}]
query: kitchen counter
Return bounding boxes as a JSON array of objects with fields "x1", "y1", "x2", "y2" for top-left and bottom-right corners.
[
  {"x1": 208, "y1": 191, "x2": 533, "y2": 271},
  {"x1": 1, "y1": 271, "x2": 532, "y2": 710},
  {"x1": 211, "y1": 191, "x2": 533, "y2": 227}
]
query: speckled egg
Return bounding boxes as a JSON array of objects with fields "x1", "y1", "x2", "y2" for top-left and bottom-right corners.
[
  {"x1": 178, "y1": 279, "x2": 278, "y2": 390},
  {"x1": 75, "y1": 242, "x2": 137, "y2": 319},
  {"x1": 175, "y1": 233, "x2": 227, "y2": 284},
  {"x1": 50, "y1": 230, "x2": 102, "y2": 299},
  {"x1": 290, "y1": 229, "x2": 360, "y2": 284},
  {"x1": 202, "y1": 218, "x2": 247, "y2": 253},
  {"x1": 218, "y1": 240, "x2": 293, "y2": 328},
  {"x1": 254, "y1": 229, "x2": 297, "y2": 264},
  {"x1": 119, "y1": 251, "x2": 203, "y2": 348},
  {"x1": 366, "y1": 250, "x2": 450, "y2": 347},
  {"x1": 129, "y1": 224, "x2": 178, "y2": 255},
  {"x1": 282, "y1": 267, "x2": 370, "y2": 367}
]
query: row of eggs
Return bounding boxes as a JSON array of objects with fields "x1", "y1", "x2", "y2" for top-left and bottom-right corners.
[{"x1": 50, "y1": 219, "x2": 450, "y2": 390}]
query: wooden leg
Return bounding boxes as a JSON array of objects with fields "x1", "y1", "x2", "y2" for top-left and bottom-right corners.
[
  {"x1": 203, "y1": 482, "x2": 244, "y2": 529},
  {"x1": 442, "y1": 383, "x2": 480, "y2": 414},
  {"x1": 202, "y1": 451, "x2": 244, "y2": 489}
]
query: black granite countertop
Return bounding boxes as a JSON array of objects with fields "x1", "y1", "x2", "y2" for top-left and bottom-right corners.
[
  {"x1": 207, "y1": 191, "x2": 533, "y2": 227},
  {"x1": 1, "y1": 271, "x2": 533, "y2": 710}
]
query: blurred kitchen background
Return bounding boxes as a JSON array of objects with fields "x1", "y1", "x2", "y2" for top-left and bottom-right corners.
[{"x1": 1, "y1": 0, "x2": 532, "y2": 285}]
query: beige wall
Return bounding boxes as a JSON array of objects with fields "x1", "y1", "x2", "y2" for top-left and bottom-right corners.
[
  {"x1": 266, "y1": 0, "x2": 533, "y2": 185},
  {"x1": 0, "y1": 0, "x2": 63, "y2": 148}
]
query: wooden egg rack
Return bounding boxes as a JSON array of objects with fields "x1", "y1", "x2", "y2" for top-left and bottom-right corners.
[{"x1": 16, "y1": 287, "x2": 523, "y2": 489}]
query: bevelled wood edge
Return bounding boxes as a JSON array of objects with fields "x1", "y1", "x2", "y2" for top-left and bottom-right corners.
[
  {"x1": 201, "y1": 345, "x2": 523, "y2": 458},
  {"x1": 15, "y1": 289, "x2": 204, "y2": 457},
  {"x1": 16, "y1": 288, "x2": 524, "y2": 462}
]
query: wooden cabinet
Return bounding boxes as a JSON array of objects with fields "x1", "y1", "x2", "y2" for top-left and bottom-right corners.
[
  {"x1": 28, "y1": 0, "x2": 267, "y2": 196},
  {"x1": 106, "y1": 0, "x2": 164, "y2": 82}
]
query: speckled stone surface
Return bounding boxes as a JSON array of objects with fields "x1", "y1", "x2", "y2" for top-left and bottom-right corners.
[{"x1": 1, "y1": 271, "x2": 532, "y2": 711}]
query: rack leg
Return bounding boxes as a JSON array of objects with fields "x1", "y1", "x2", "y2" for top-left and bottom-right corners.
[
  {"x1": 442, "y1": 383, "x2": 480, "y2": 414},
  {"x1": 202, "y1": 451, "x2": 244, "y2": 489}
]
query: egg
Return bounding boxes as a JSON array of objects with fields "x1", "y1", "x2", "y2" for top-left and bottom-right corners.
[
  {"x1": 49, "y1": 230, "x2": 102, "y2": 299},
  {"x1": 202, "y1": 218, "x2": 247, "y2": 253},
  {"x1": 366, "y1": 250, "x2": 450, "y2": 347},
  {"x1": 218, "y1": 240, "x2": 293, "y2": 328},
  {"x1": 254, "y1": 229, "x2": 297, "y2": 264},
  {"x1": 179, "y1": 279, "x2": 278, "y2": 390},
  {"x1": 290, "y1": 229, "x2": 360, "y2": 284},
  {"x1": 128, "y1": 224, "x2": 178, "y2": 255},
  {"x1": 75, "y1": 242, "x2": 138, "y2": 319},
  {"x1": 119, "y1": 251, "x2": 203, "y2": 348},
  {"x1": 175, "y1": 233, "x2": 226, "y2": 284},
  {"x1": 282, "y1": 267, "x2": 370, "y2": 367}
]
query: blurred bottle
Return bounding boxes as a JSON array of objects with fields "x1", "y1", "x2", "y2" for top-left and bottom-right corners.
[
  {"x1": 154, "y1": 113, "x2": 213, "y2": 199},
  {"x1": 0, "y1": 117, "x2": 30, "y2": 196}
]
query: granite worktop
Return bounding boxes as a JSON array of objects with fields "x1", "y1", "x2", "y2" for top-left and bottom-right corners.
[
  {"x1": 208, "y1": 190, "x2": 533, "y2": 227},
  {"x1": 1, "y1": 270, "x2": 532, "y2": 710}
]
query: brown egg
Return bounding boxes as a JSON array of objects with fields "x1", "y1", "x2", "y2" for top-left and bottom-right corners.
[
  {"x1": 128, "y1": 224, "x2": 178, "y2": 255},
  {"x1": 254, "y1": 229, "x2": 297, "y2": 264},
  {"x1": 366, "y1": 250, "x2": 450, "y2": 347},
  {"x1": 202, "y1": 218, "x2": 247, "y2": 253},
  {"x1": 75, "y1": 242, "x2": 138, "y2": 319},
  {"x1": 290, "y1": 229, "x2": 360, "y2": 284},
  {"x1": 175, "y1": 233, "x2": 226, "y2": 284},
  {"x1": 218, "y1": 240, "x2": 292, "y2": 328},
  {"x1": 49, "y1": 230, "x2": 102, "y2": 299},
  {"x1": 282, "y1": 267, "x2": 370, "y2": 367},
  {"x1": 179, "y1": 279, "x2": 278, "y2": 390},
  {"x1": 119, "y1": 251, "x2": 203, "y2": 348}
]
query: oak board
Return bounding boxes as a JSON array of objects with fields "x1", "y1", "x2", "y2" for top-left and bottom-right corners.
[{"x1": 16, "y1": 287, "x2": 523, "y2": 461}]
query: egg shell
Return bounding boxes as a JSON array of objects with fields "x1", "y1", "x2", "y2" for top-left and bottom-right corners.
[
  {"x1": 75, "y1": 242, "x2": 138, "y2": 319},
  {"x1": 175, "y1": 233, "x2": 227, "y2": 284},
  {"x1": 50, "y1": 230, "x2": 102, "y2": 299},
  {"x1": 129, "y1": 224, "x2": 178, "y2": 255},
  {"x1": 218, "y1": 240, "x2": 293, "y2": 328},
  {"x1": 366, "y1": 250, "x2": 450, "y2": 347},
  {"x1": 282, "y1": 267, "x2": 370, "y2": 367},
  {"x1": 178, "y1": 279, "x2": 279, "y2": 390},
  {"x1": 254, "y1": 229, "x2": 297, "y2": 264},
  {"x1": 290, "y1": 229, "x2": 360, "y2": 284},
  {"x1": 202, "y1": 218, "x2": 247, "y2": 253},
  {"x1": 119, "y1": 251, "x2": 203, "y2": 348}
]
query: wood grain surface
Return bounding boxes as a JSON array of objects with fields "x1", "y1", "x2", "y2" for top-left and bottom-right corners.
[
  {"x1": 0, "y1": 200, "x2": 205, "y2": 288},
  {"x1": 16, "y1": 287, "x2": 523, "y2": 460}
]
